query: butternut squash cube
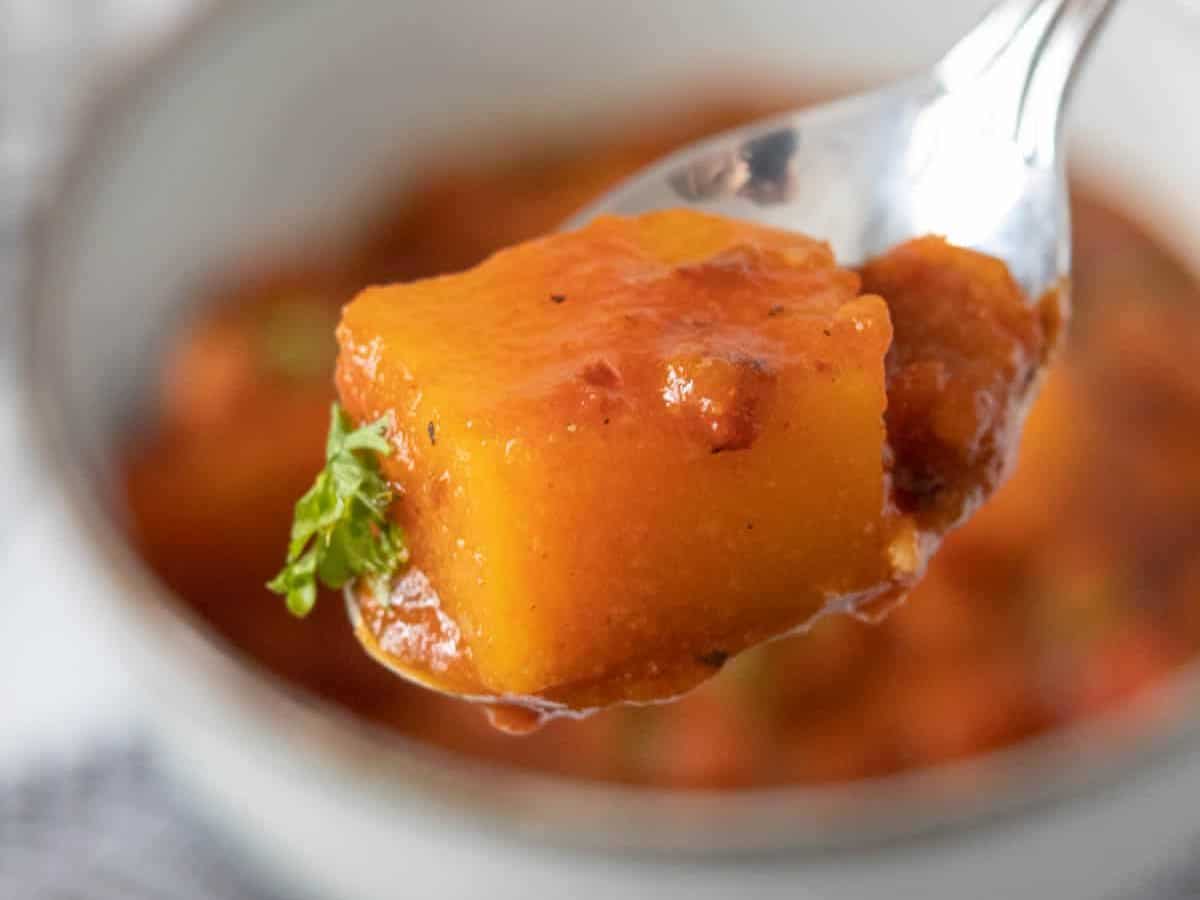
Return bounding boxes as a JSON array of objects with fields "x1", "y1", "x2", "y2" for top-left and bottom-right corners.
[{"x1": 336, "y1": 211, "x2": 910, "y2": 707}]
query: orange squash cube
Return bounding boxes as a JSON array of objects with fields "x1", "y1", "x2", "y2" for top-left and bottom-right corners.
[{"x1": 336, "y1": 211, "x2": 918, "y2": 708}]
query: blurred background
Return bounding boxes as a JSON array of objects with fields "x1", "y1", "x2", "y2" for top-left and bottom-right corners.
[
  {"x1": 1, "y1": 0, "x2": 188, "y2": 759},
  {"x1": 5, "y1": 1, "x2": 1200, "y2": 898},
  {"x1": 1, "y1": 1, "x2": 284, "y2": 896}
]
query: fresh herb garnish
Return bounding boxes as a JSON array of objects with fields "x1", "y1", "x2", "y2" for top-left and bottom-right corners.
[{"x1": 267, "y1": 403, "x2": 408, "y2": 616}]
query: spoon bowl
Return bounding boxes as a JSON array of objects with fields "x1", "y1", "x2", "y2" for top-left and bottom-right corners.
[
  {"x1": 343, "y1": 585, "x2": 583, "y2": 732},
  {"x1": 569, "y1": 0, "x2": 1116, "y2": 302}
]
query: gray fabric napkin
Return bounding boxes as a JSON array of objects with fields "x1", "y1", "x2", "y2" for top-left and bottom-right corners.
[{"x1": 0, "y1": 746, "x2": 289, "y2": 900}]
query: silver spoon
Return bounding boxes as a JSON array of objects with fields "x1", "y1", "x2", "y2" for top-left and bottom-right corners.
[
  {"x1": 570, "y1": 0, "x2": 1116, "y2": 302},
  {"x1": 349, "y1": 0, "x2": 1117, "y2": 710},
  {"x1": 345, "y1": 586, "x2": 576, "y2": 731}
]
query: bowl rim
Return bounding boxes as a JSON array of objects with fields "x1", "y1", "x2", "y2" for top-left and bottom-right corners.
[{"x1": 19, "y1": 0, "x2": 1200, "y2": 856}]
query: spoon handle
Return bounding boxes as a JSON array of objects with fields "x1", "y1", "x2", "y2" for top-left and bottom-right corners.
[{"x1": 938, "y1": 0, "x2": 1118, "y2": 163}]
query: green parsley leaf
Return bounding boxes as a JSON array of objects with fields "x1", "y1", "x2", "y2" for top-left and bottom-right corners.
[{"x1": 267, "y1": 403, "x2": 409, "y2": 616}]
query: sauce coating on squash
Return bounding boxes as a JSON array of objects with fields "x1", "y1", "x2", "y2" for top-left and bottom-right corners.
[
  {"x1": 863, "y1": 237, "x2": 1062, "y2": 534},
  {"x1": 335, "y1": 210, "x2": 1056, "y2": 719}
]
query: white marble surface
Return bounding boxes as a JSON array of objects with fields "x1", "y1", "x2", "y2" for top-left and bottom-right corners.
[{"x1": 0, "y1": 499, "x2": 139, "y2": 773}]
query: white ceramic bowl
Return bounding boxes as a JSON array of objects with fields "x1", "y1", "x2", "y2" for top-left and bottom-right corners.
[{"x1": 22, "y1": 2, "x2": 1200, "y2": 898}]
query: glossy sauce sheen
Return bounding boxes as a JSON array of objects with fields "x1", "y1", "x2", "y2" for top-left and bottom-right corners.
[
  {"x1": 337, "y1": 210, "x2": 1053, "y2": 715},
  {"x1": 121, "y1": 91, "x2": 1200, "y2": 787}
]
